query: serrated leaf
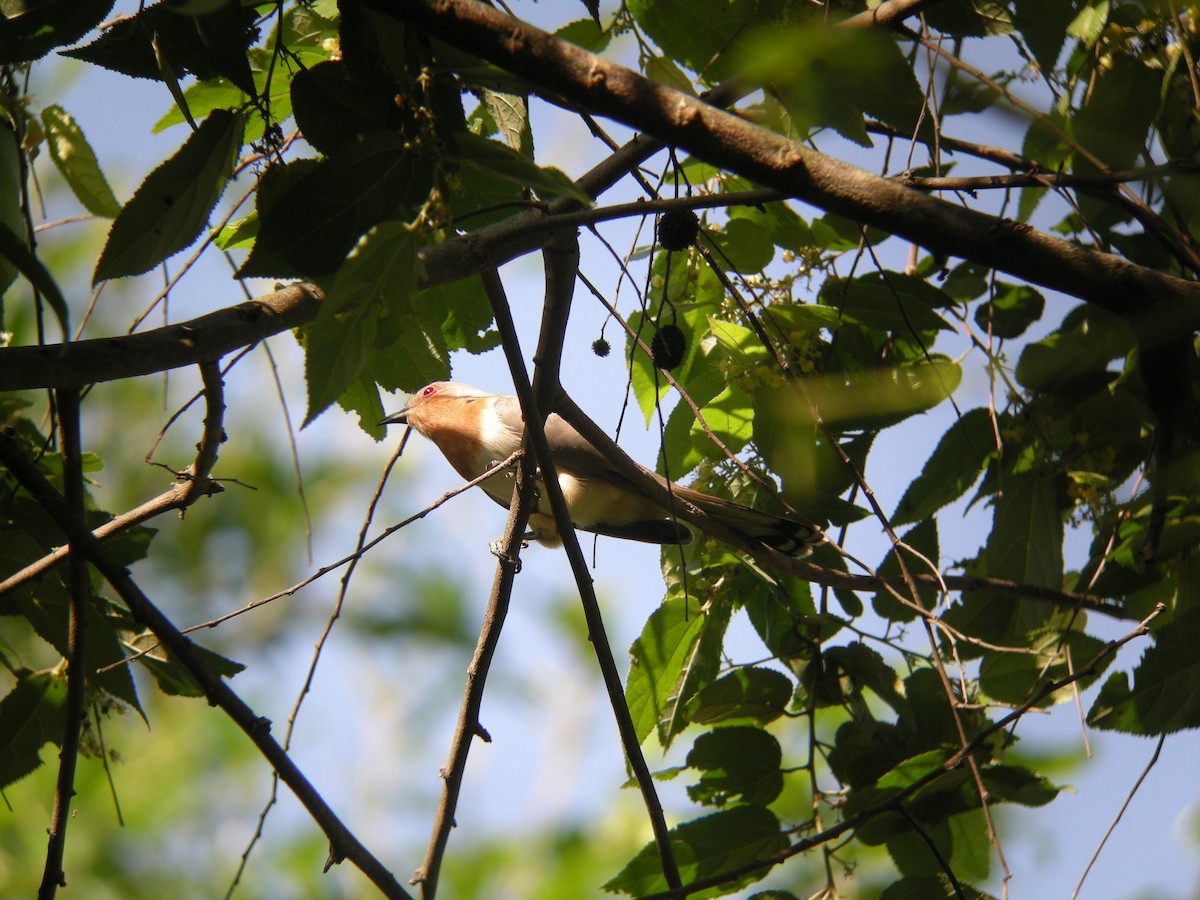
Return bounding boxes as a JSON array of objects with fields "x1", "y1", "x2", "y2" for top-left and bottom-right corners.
[
  {"x1": 451, "y1": 131, "x2": 590, "y2": 204},
  {"x1": 240, "y1": 136, "x2": 427, "y2": 277},
  {"x1": 290, "y1": 60, "x2": 399, "y2": 156},
  {"x1": 1087, "y1": 611, "x2": 1200, "y2": 735},
  {"x1": 481, "y1": 88, "x2": 532, "y2": 155},
  {"x1": 0, "y1": 120, "x2": 23, "y2": 296},
  {"x1": 686, "y1": 726, "x2": 783, "y2": 807},
  {"x1": 0, "y1": 0, "x2": 114, "y2": 63},
  {"x1": 893, "y1": 408, "x2": 996, "y2": 526},
  {"x1": 127, "y1": 631, "x2": 244, "y2": 698},
  {"x1": 822, "y1": 272, "x2": 956, "y2": 334},
  {"x1": 41, "y1": 105, "x2": 121, "y2": 217},
  {"x1": 604, "y1": 806, "x2": 787, "y2": 897},
  {"x1": 0, "y1": 670, "x2": 67, "y2": 789},
  {"x1": 626, "y1": 596, "x2": 707, "y2": 745},
  {"x1": 63, "y1": 0, "x2": 258, "y2": 95},
  {"x1": 303, "y1": 223, "x2": 420, "y2": 426},
  {"x1": 974, "y1": 282, "x2": 1045, "y2": 339},
  {"x1": 688, "y1": 666, "x2": 793, "y2": 725},
  {"x1": 94, "y1": 108, "x2": 244, "y2": 282}
]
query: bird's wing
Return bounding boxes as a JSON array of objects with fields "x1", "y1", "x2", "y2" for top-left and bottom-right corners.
[{"x1": 492, "y1": 396, "x2": 652, "y2": 491}]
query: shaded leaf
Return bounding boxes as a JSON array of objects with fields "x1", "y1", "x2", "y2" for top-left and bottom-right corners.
[
  {"x1": 0, "y1": 222, "x2": 70, "y2": 337},
  {"x1": 1087, "y1": 610, "x2": 1200, "y2": 735},
  {"x1": 688, "y1": 666, "x2": 793, "y2": 726},
  {"x1": 240, "y1": 135, "x2": 427, "y2": 277},
  {"x1": 63, "y1": 0, "x2": 258, "y2": 95},
  {"x1": 290, "y1": 59, "x2": 399, "y2": 156},
  {"x1": 605, "y1": 806, "x2": 787, "y2": 897},
  {"x1": 893, "y1": 408, "x2": 996, "y2": 527},
  {"x1": 303, "y1": 223, "x2": 423, "y2": 427},
  {"x1": 94, "y1": 108, "x2": 244, "y2": 282},
  {"x1": 0, "y1": 670, "x2": 66, "y2": 789},
  {"x1": 0, "y1": 0, "x2": 113, "y2": 63},
  {"x1": 686, "y1": 726, "x2": 783, "y2": 807},
  {"x1": 626, "y1": 596, "x2": 708, "y2": 746}
]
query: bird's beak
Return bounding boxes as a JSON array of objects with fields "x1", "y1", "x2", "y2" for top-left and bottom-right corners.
[{"x1": 378, "y1": 400, "x2": 414, "y2": 427}]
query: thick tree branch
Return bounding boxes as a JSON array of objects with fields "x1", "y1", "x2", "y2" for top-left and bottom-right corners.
[
  {"x1": 382, "y1": 0, "x2": 1200, "y2": 346},
  {"x1": 0, "y1": 283, "x2": 323, "y2": 391}
]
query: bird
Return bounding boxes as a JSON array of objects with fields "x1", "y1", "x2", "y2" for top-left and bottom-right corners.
[{"x1": 381, "y1": 381, "x2": 824, "y2": 556}]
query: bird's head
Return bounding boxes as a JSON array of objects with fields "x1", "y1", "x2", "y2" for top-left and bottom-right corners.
[{"x1": 379, "y1": 381, "x2": 486, "y2": 428}]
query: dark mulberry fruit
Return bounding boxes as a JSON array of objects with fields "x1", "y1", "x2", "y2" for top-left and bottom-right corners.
[
  {"x1": 651, "y1": 324, "x2": 686, "y2": 369},
  {"x1": 657, "y1": 209, "x2": 699, "y2": 251}
]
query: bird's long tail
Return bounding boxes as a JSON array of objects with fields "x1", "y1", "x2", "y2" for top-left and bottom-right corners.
[{"x1": 674, "y1": 488, "x2": 824, "y2": 557}]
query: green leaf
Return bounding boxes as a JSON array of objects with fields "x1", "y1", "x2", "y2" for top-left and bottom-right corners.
[
  {"x1": 0, "y1": 223, "x2": 70, "y2": 338},
  {"x1": 605, "y1": 806, "x2": 787, "y2": 897},
  {"x1": 240, "y1": 136, "x2": 429, "y2": 277},
  {"x1": 128, "y1": 632, "x2": 244, "y2": 698},
  {"x1": 704, "y1": 218, "x2": 772, "y2": 273},
  {"x1": 451, "y1": 131, "x2": 590, "y2": 203},
  {"x1": 1074, "y1": 55, "x2": 1161, "y2": 170},
  {"x1": 822, "y1": 272, "x2": 956, "y2": 335},
  {"x1": 626, "y1": 596, "x2": 708, "y2": 746},
  {"x1": 690, "y1": 384, "x2": 754, "y2": 460},
  {"x1": 303, "y1": 223, "x2": 421, "y2": 426},
  {"x1": 627, "y1": 0, "x2": 763, "y2": 81},
  {"x1": 893, "y1": 408, "x2": 996, "y2": 526},
  {"x1": 979, "y1": 627, "x2": 1109, "y2": 706},
  {"x1": 982, "y1": 764, "x2": 1059, "y2": 807},
  {"x1": 1087, "y1": 611, "x2": 1200, "y2": 735},
  {"x1": 0, "y1": 120, "x2": 23, "y2": 297},
  {"x1": 40, "y1": 105, "x2": 121, "y2": 218},
  {"x1": 290, "y1": 60, "x2": 399, "y2": 156},
  {"x1": 1066, "y1": 0, "x2": 1110, "y2": 48},
  {"x1": 94, "y1": 108, "x2": 244, "y2": 282},
  {"x1": 974, "y1": 282, "x2": 1045, "y2": 339},
  {"x1": 63, "y1": 0, "x2": 258, "y2": 95},
  {"x1": 738, "y1": 23, "x2": 924, "y2": 142},
  {"x1": 481, "y1": 88, "x2": 533, "y2": 155},
  {"x1": 686, "y1": 726, "x2": 783, "y2": 807},
  {"x1": 0, "y1": 670, "x2": 67, "y2": 789},
  {"x1": 0, "y1": 0, "x2": 114, "y2": 63},
  {"x1": 987, "y1": 471, "x2": 1063, "y2": 591},
  {"x1": 687, "y1": 666, "x2": 793, "y2": 726}
]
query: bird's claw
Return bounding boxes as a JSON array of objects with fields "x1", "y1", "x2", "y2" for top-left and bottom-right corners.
[{"x1": 488, "y1": 539, "x2": 523, "y2": 572}]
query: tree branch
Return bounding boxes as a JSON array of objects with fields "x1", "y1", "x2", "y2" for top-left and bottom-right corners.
[
  {"x1": 485, "y1": 250, "x2": 685, "y2": 895},
  {"x1": 381, "y1": 0, "x2": 1200, "y2": 346},
  {"x1": 37, "y1": 389, "x2": 88, "y2": 900},
  {"x1": 0, "y1": 433, "x2": 413, "y2": 900},
  {"x1": 0, "y1": 283, "x2": 322, "y2": 391}
]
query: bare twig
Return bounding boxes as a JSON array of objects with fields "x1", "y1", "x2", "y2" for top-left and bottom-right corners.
[
  {"x1": 415, "y1": 347, "x2": 536, "y2": 897},
  {"x1": 37, "y1": 389, "x2": 88, "y2": 900},
  {"x1": 487, "y1": 248, "x2": 685, "y2": 895},
  {"x1": 1070, "y1": 733, "x2": 1167, "y2": 900}
]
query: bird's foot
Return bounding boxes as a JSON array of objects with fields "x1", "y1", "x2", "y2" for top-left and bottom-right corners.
[{"x1": 488, "y1": 539, "x2": 523, "y2": 572}]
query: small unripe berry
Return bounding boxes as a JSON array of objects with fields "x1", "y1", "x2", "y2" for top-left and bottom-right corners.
[{"x1": 592, "y1": 337, "x2": 611, "y2": 357}]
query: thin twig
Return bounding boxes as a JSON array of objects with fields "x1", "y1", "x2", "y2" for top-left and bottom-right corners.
[
  {"x1": 1070, "y1": 733, "x2": 1167, "y2": 900},
  {"x1": 37, "y1": 389, "x2": 88, "y2": 900}
]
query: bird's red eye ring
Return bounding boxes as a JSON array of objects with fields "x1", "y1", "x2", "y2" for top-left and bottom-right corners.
[{"x1": 421, "y1": 385, "x2": 438, "y2": 397}]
